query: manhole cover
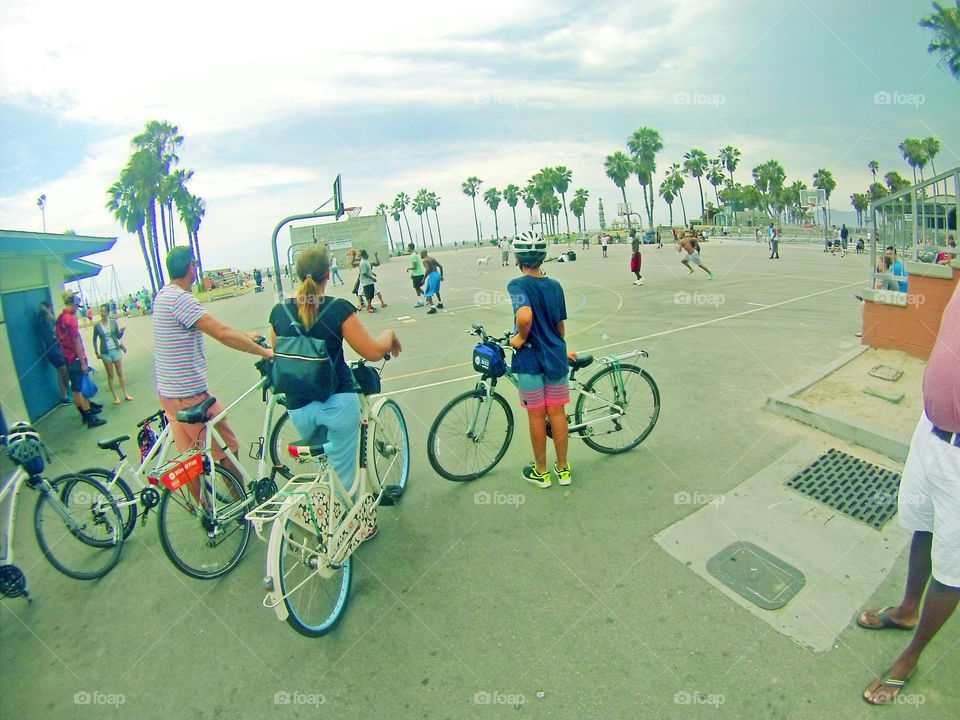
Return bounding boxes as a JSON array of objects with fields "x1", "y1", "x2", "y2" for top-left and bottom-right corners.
[
  {"x1": 706, "y1": 541, "x2": 805, "y2": 610},
  {"x1": 869, "y1": 364, "x2": 903, "y2": 382},
  {"x1": 785, "y1": 449, "x2": 901, "y2": 530}
]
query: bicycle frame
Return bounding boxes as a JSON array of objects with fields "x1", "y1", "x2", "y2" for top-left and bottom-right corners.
[{"x1": 247, "y1": 393, "x2": 396, "y2": 621}]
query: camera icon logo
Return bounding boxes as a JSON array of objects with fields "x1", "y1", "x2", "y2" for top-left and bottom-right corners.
[
  {"x1": 474, "y1": 491, "x2": 492, "y2": 505},
  {"x1": 674, "y1": 690, "x2": 692, "y2": 704},
  {"x1": 674, "y1": 291, "x2": 692, "y2": 305},
  {"x1": 674, "y1": 92, "x2": 691, "y2": 105},
  {"x1": 273, "y1": 691, "x2": 292, "y2": 705},
  {"x1": 474, "y1": 691, "x2": 492, "y2": 704},
  {"x1": 74, "y1": 691, "x2": 92, "y2": 705},
  {"x1": 873, "y1": 90, "x2": 891, "y2": 105}
]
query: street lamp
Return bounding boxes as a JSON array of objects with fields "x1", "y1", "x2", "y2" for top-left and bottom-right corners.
[{"x1": 37, "y1": 194, "x2": 46, "y2": 232}]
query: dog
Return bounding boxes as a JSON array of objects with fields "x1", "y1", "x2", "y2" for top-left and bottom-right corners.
[{"x1": 477, "y1": 255, "x2": 491, "y2": 270}]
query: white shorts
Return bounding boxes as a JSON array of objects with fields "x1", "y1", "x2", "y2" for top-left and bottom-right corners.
[
  {"x1": 683, "y1": 251, "x2": 703, "y2": 266},
  {"x1": 898, "y1": 414, "x2": 960, "y2": 587}
]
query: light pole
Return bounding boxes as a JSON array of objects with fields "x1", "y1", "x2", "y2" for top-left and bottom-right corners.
[{"x1": 37, "y1": 194, "x2": 46, "y2": 232}]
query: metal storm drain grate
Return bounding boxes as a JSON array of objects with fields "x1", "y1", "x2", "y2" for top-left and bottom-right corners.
[
  {"x1": 707, "y1": 541, "x2": 805, "y2": 610},
  {"x1": 785, "y1": 449, "x2": 901, "y2": 530}
]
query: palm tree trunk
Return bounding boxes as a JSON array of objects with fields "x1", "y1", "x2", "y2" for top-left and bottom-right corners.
[
  {"x1": 396, "y1": 219, "x2": 405, "y2": 248},
  {"x1": 159, "y1": 202, "x2": 170, "y2": 253},
  {"x1": 582, "y1": 207, "x2": 588, "y2": 234},
  {"x1": 167, "y1": 200, "x2": 176, "y2": 247},
  {"x1": 383, "y1": 217, "x2": 395, "y2": 254},
  {"x1": 511, "y1": 206, "x2": 518, "y2": 236},
  {"x1": 137, "y1": 228, "x2": 157, "y2": 296},
  {"x1": 561, "y1": 193, "x2": 571, "y2": 236},
  {"x1": 433, "y1": 209, "x2": 443, "y2": 246},
  {"x1": 678, "y1": 192, "x2": 687, "y2": 225},
  {"x1": 418, "y1": 213, "x2": 426, "y2": 247},
  {"x1": 620, "y1": 187, "x2": 632, "y2": 231},
  {"x1": 194, "y1": 231, "x2": 204, "y2": 280},
  {"x1": 493, "y1": 210, "x2": 500, "y2": 239},
  {"x1": 147, "y1": 202, "x2": 165, "y2": 288},
  {"x1": 697, "y1": 178, "x2": 705, "y2": 218},
  {"x1": 425, "y1": 211, "x2": 435, "y2": 247},
  {"x1": 668, "y1": 201, "x2": 674, "y2": 226},
  {"x1": 471, "y1": 198, "x2": 480, "y2": 244},
  {"x1": 402, "y1": 210, "x2": 414, "y2": 247}
]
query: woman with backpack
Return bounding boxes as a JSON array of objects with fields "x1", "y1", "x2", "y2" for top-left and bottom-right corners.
[
  {"x1": 268, "y1": 245, "x2": 401, "y2": 491},
  {"x1": 92, "y1": 303, "x2": 133, "y2": 404}
]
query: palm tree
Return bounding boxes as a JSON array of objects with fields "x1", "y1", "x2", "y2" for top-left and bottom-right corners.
[
  {"x1": 919, "y1": 1, "x2": 960, "y2": 80},
  {"x1": 390, "y1": 206, "x2": 406, "y2": 247},
  {"x1": 411, "y1": 190, "x2": 430, "y2": 247},
  {"x1": 521, "y1": 185, "x2": 536, "y2": 230},
  {"x1": 868, "y1": 159, "x2": 880, "y2": 182},
  {"x1": 658, "y1": 180, "x2": 676, "y2": 226},
  {"x1": 427, "y1": 191, "x2": 443, "y2": 246},
  {"x1": 552, "y1": 166, "x2": 573, "y2": 236},
  {"x1": 37, "y1": 194, "x2": 47, "y2": 232},
  {"x1": 394, "y1": 192, "x2": 414, "y2": 245},
  {"x1": 868, "y1": 182, "x2": 889, "y2": 202},
  {"x1": 122, "y1": 148, "x2": 166, "y2": 289},
  {"x1": 503, "y1": 183, "x2": 521, "y2": 236},
  {"x1": 752, "y1": 160, "x2": 787, "y2": 217},
  {"x1": 573, "y1": 188, "x2": 589, "y2": 234},
  {"x1": 376, "y1": 203, "x2": 395, "y2": 253},
  {"x1": 706, "y1": 159, "x2": 726, "y2": 208},
  {"x1": 924, "y1": 136, "x2": 942, "y2": 195},
  {"x1": 627, "y1": 127, "x2": 664, "y2": 228},
  {"x1": 683, "y1": 149, "x2": 709, "y2": 218},
  {"x1": 812, "y1": 169, "x2": 837, "y2": 225},
  {"x1": 461, "y1": 177, "x2": 483, "y2": 244},
  {"x1": 162, "y1": 168, "x2": 194, "y2": 248},
  {"x1": 132, "y1": 120, "x2": 183, "y2": 255},
  {"x1": 899, "y1": 138, "x2": 926, "y2": 184},
  {"x1": 885, "y1": 171, "x2": 911, "y2": 193},
  {"x1": 178, "y1": 193, "x2": 206, "y2": 279},
  {"x1": 850, "y1": 193, "x2": 870, "y2": 227},
  {"x1": 666, "y1": 162, "x2": 687, "y2": 225},
  {"x1": 483, "y1": 187, "x2": 502, "y2": 240},
  {"x1": 719, "y1": 145, "x2": 741, "y2": 184},
  {"x1": 603, "y1": 151, "x2": 635, "y2": 230},
  {"x1": 106, "y1": 179, "x2": 156, "y2": 295}
]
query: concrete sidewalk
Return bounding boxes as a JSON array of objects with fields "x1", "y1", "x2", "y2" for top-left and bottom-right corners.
[{"x1": 1, "y1": 241, "x2": 956, "y2": 719}]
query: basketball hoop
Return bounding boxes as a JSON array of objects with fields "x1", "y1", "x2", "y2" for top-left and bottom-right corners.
[{"x1": 344, "y1": 206, "x2": 362, "y2": 219}]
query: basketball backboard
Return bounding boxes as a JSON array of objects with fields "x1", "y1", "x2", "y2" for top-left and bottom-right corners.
[
  {"x1": 800, "y1": 188, "x2": 827, "y2": 209},
  {"x1": 617, "y1": 202, "x2": 632, "y2": 216},
  {"x1": 333, "y1": 174, "x2": 344, "y2": 219}
]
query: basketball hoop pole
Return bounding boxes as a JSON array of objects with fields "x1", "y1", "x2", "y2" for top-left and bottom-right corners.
[{"x1": 271, "y1": 209, "x2": 338, "y2": 300}]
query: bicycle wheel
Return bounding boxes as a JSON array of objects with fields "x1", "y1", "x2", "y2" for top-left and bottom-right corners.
[
  {"x1": 370, "y1": 398, "x2": 410, "y2": 499},
  {"x1": 574, "y1": 364, "x2": 660, "y2": 454},
  {"x1": 34, "y1": 474, "x2": 124, "y2": 580},
  {"x1": 157, "y1": 463, "x2": 251, "y2": 579},
  {"x1": 278, "y1": 519, "x2": 352, "y2": 637},
  {"x1": 427, "y1": 389, "x2": 513, "y2": 482},
  {"x1": 269, "y1": 410, "x2": 301, "y2": 480},
  {"x1": 78, "y1": 467, "x2": 137, "y2": 538}
]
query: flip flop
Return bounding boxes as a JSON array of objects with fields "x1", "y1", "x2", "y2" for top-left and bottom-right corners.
[
  {"x1": 862, "y1": 667, "x2": 917, "y2": 705},
  {"x1": 857, "y1": 606, "x2": 917, "y2": 631}
]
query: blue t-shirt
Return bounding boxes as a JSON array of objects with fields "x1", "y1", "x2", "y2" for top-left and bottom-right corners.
[
  {"x1": 507, "y1": 274, "x2": 568, "y2": 380},
  {"x1": 892, "y1": 260, "x2": 908, "y2": 292}
]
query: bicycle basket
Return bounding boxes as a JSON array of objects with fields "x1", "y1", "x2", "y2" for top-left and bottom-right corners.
[
  {"x1": 472, "y1": 342, "x2": 507, "y2": 378},
  {"x1": 352, "y1": 364, "x2": 381, "y2": 395}
]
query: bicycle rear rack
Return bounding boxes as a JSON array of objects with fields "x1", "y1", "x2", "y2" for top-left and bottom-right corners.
[
  {"x1": 245, "y1": 473, "x2": 329, "y2": 538},
  {"x1": 600, "y1": 349, "x2": 649, "y2": 364}
]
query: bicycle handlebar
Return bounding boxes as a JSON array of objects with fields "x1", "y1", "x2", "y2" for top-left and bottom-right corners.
[
  {"x1": 137, "y1": 410, "x2": 166, "y2": 428},
  {"x1": 469, "y1": 323, "x2": 514, "y2": 347}
]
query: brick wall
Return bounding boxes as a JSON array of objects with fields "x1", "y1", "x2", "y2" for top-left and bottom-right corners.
[{"x1": 863, "y1": 269, "x2": 959, "y2": 360}]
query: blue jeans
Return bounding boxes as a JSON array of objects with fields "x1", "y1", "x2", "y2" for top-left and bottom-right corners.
[{"x1": 287, "y1": 392, "x2": 362, "y2": 492}]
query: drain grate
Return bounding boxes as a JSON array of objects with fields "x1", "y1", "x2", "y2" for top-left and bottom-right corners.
[{"x1": 785, "y1": 449, "x2": 901, "y2": 530}]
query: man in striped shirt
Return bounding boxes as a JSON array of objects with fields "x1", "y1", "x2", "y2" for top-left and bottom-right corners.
[{"x1": 154, "y1": 248, "x2": 273, "y2": 473}]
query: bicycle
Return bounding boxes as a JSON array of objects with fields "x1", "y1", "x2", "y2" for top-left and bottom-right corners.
[
  {"x1": 245, "y1": 357, "x2": 410, "y2": 637},
  {"x1": 0, "y1": 424, "x2": 124, "y2": 599},
  {"x1": 81, "y1": 343, "x2": 288, "y2": 580},
  {"x1": 426, "y1": 323, "x2": 660, "y2": 481}
]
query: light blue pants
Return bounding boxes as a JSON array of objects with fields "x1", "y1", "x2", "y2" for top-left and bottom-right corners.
[{"x1": 287, "y1": 392, "x2": 362, "y2": 492}]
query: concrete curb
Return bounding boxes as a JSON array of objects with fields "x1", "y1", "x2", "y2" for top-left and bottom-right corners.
[{"x1": 764, "y1": 346, "x2": 911, "y2": 462}]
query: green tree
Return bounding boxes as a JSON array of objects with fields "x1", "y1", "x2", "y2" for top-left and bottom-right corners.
[
  {"x1": 389, "y1": 206, "x2": 405, "y2": 247},
  {"x1": 666, "y1": 162, "x2": 687, "y2": 225},
  {"x1": 920, "y1": 1, "x2": 960, "y2": 80},
  {"x1": 658, "y1": 179, "x2": 676, "y2": 226},
  {"x1": 412, "y1": 189, "x2": 433, "y2": 247},
  {"x1": 868, "y1": 182, "x2": 889, "y2": 202},
  {"x1": 461, "y1": 177, "x2": 483, "y2": 243},
  {"x1": 394, "y1": 192, "x2": 414, "y2": 245},
  {"x1": 521, "y1": 185, "x2": 537, "y2": 230},
  {"x1": 603, "y1": 151, "x2": 635, "y2": 230},
  {"x1": 868, "y1": 159, "x2": 879, "y2": 182},
  {"x1": 924, "y1": 136, "x2": 942, "y2": 194},
  {"x1": 503, "y1": 183, "x2": 521, "y2": 236},
  {"x1": 885, "y1": 171, "x2": 911, "y2": 193},
  {"x1": 122, "y1": 148, "x2": 166, "y2": 289},
  {"x1": 706, "y1": 159, "x2": 726, "y2": 208},
  {"x1": 812, "y1": 168, "x2": 836, "y2": 225},
  {"x1": 552, "y1": 166, "x2": 573, "y2": 236},
  {"x1": 573, "y1": 188, "x2": 589, "y2": 234},
  {"x1": 132, "y1": 120, "x2": 183, "y2": 255},
  {"x1": 719, "y1": 145, "x2": 741, "y2": 184},
  {"x1": 483, "y1": 186, "x2": 502, "y2": 239},
  {"x1": 683, "y1": 149, "x2": 709, "y2": 218},
  {"x1": 376, "y1": 203, "x2": 395, "y2": 253},
  {"x1": 177, "y1": 193, "x2": 206, "y2": 279},
  {"x1": 427, "y1": 191, "x2": 443, "y2": 246},
  {"x1": 850, "y1": 193, "x2": 870, "y2": 227},
  {"x1": 627, "y1": 126, "x2": 664, "y2": 228},
  {"x1": 752, "y1": 159, "x2": 786, "y2": 217},
  {"x1": 899, "y1": 138, "x2": 926, "y2": 183},
  {"x1": 106, "y1": 178, "x2": 156, "y2": 296}
]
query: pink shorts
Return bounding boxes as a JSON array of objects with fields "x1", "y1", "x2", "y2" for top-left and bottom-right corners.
[
  {"x1": 159, "y1": 392, "x2": 239, "y2": 462},
  {"x1": 517, "y1": 373, "x2": 569, "y2": 411}
]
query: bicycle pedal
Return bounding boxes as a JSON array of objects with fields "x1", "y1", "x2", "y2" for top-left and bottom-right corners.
[{"x1": 379, "y1": 485, "x2": 403, "y2": 506}]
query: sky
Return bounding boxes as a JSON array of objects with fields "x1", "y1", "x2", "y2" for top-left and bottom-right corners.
[{"x1": 1, "y1": 0, "x2": 958, "y2": 295}]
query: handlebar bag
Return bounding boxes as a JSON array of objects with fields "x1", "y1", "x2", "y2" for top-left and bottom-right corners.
[{"x1": 472, "y1": 342, "x2": 507, "y2": 378}]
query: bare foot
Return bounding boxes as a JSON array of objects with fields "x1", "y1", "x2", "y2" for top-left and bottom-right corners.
[
  {"x1": 125, "y1": 395, "x2": 134, "y2": 401},
  {"x1": 113, "y1": 397, "x2": 121, "y2": 405}
]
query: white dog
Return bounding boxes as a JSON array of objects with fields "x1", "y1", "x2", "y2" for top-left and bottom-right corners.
[{"x1": 477, "y1": 255, "x2": 491, "y2": 270}]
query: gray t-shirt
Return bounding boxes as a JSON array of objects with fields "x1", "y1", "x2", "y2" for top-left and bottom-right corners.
[{"x1": 359, "y1": 258, "x2": 376, "y2": 287}]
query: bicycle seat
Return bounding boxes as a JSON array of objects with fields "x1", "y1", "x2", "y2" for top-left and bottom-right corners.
[
  {"x1": 97, "y1": 435, "x2": 130, "y2": 450},
  {"x1": 288, "y1": 425, "x2": 329, "y2": 459},
  {"x1": 568, "y1": 352, "x2": 594, "y2": 369},
  {"x1": 176, "y1": 396, "x2": 217, "y2": 424}
]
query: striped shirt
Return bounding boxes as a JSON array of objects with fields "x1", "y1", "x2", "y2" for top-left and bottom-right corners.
[{"x1": 153, "y1": 284, "x2": 208, "y2": 398}]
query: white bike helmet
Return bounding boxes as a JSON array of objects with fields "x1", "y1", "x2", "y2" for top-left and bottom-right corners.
[
  {"x1": 5, "y1": 422, "x2": 44, "y2": 474},
  {"x1": 513, "y1": 231, "x2": 548, "y2": 268}
]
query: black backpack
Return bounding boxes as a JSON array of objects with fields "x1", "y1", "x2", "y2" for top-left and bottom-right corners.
[{"x1": 270, "y1": 301, "x2": 337, "y2": 402}]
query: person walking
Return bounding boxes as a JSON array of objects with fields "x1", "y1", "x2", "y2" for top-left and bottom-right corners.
[
  {"x1": 37, "y1": 301, "x2": 72, "y2": 404},
  {"x1": 406, "y1": 243, "x2": 426, "y2": 307},
  {"x1": 153, "y1": 247, "x2": 273, "y2": 480},
  {"x1": 840, "y1": 223, "x2": 849, "y2": 251},
  {"x1": 508, "y1": 232, "x2": 572, "y2": 487},
  {"x1": 55, "y1": 291, "x2": 106, "y2": 428},
  {"x1": 269, "y1": 245, "x2": 401, "y2": 495},
  {"x1": 329, "y1": 254, "x2": 344, "y2": 285},
  {"x1": 629, "y1": 230, "x2": 644, "y2": 285},
  {"x1": 858, "y1": 280, "x2": 960, "y2": 705},
  {"x1": 767, "y1": 223, "x2": 779, "y2": 259},
  {"x1": 92, "y1": 304, "x2": 133, "y2": 404},
  {"x1": 600, "y1": 233, "x2": 609, "y2": 258},
  {"x1": 499, "y1": 236, "x2": 511, "y2": 266}
]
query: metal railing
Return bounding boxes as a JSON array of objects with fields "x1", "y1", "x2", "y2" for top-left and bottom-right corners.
[{"x1": 869, "y1": 166, "x2": 958, "y2": 288}]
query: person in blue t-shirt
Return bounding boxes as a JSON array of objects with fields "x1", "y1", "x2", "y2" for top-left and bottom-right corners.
[
  {"x1": 507, "y1": 232, "x2": 572, "y2": 488},
  {"x1": 886, "y1": 246, "x2": 908, "y2": 292}
]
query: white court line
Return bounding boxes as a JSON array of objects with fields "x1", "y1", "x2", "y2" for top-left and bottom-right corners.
[
  {"x1": 747, "y1": 302, "x2": 769, "y2": 307},
  {"x1": 381, "y1": 280, "x2": 862, "y2": 397}
]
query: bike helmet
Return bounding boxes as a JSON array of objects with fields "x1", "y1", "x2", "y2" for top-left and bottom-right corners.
[
  {"x1": 513, "y1": 231, "x2": 548, "y2": 268},
  {"x1": 5, "y1": 422, "x2": 44, "y2": 475}
]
